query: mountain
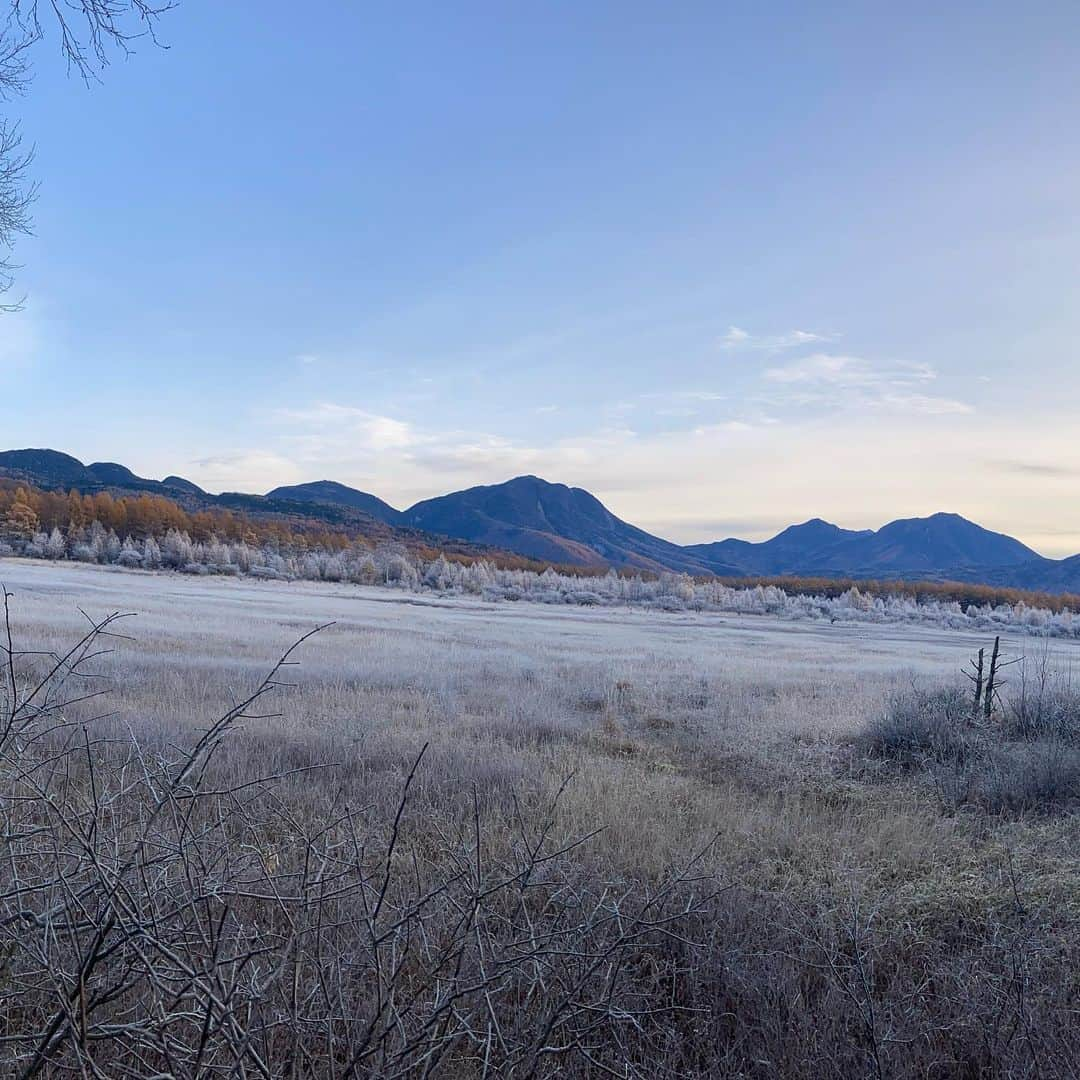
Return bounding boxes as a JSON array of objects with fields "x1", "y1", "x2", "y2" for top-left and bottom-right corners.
[
  {"x1": 85, "y1": 461, "x2": 210, "y2": 498},
  {"x1": 686, "y1": 518, "x2": 874, "y2": 575},
  {"x1": 0, "y1": 448, "x2": 406, "y2": 535},
  {"x1": 0, "y1": 448, "x2": 497, "y2": 559},
  {"x1": 802, "y1": 513, "x2": 1039, "y2": 575},
  {"x1": 86, "y1": 462, "x2": 143, "y2": 486},
  {"x1": 403, "y1": 475, "x2": 725, "y2": 574},
  {"x1": 266, "y1": 481, "x2": 404, "y2": 526},
  {"x1": 689, "y1": 513, "x2": 1040, "y2": 580},
  {"x1": 0, "y1": 449, "x2": 93, "y2": 488},
  {"x1": 0, "y1": 449, "x2": 206, "y2": 500},
  {"x1": 991, "y1": 554, "x2": 1080, "y2": 594}
]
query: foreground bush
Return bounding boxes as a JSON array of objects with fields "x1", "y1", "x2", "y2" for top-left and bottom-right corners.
[
  {"x1": 859, "y1": 686, "x2": 975, "y2": 767},
  {"x1": 859, "y1": 651, "x2": 1080, "y2": 814},
  {"x1": 973, "y1": 742, "x2": 1080, "y2": 813}
]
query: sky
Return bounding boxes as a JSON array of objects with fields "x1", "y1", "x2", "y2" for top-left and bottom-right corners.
[{"x1": 3, "y1": 2, "x2": 1080, "y2": 555}]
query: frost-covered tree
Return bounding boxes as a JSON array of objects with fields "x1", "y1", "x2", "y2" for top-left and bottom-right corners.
[
  {"x1": 116, "y1": 537, "x2": 142, "y2": 568},
  {"x1": 86, "y1": 520, "x2": 108, "y2": 562},
  {"x1": 104, "y1": 529, "x2": 121, "y2": 562},
  {"x1": 161, "y1": 528, "x2": 194, "y2": 568},
  {"x1": 423, "y1": 555, "x2": 454, "y2": 590},
  {"x1": 142, "y1": 535, "x2": 162, "y2": 568},
  {"x1": 44, "y1": 526, "x2": 65, "y2": 559}
]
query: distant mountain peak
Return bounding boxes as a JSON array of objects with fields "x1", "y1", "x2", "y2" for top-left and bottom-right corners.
[
  {"x1": 162, "y1": 475, "x2": 206, "y2": 495},
  {"x1": 772, "y1": 517, "x2": 855, "y2": 540},
  {"x1": 265, "y1": 480, "x2": 403, "y2": 526},
  {"x1": 0, "y1": 448, "x2": 92, "y2": 488},
  {"x1": 87, "y1": 461, "x2": 141, "y2": 485},
  {"x1": 403, "y1": 476, "x2": 718, "y2": 573}
]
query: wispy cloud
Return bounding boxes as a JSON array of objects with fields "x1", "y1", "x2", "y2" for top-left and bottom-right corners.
[
  {"x1": 876, "y1": 393, "x2": 973, "y2": 416},
  {"x1": 640, "y1": 389, "x2": 727, "y2": 403},
  {"x1": 719, "y1": 326, "x2": 831, "y2": 351},
  {"x1": 267, "y1": 400, "x2": 636, "y2": 488},
  {"x1": 275, "y1": 403, "x2": 417, "y2": 451},
  {"x1": 762, "y1": 354, "x2": 971, "y2": 416},
  {"x1": 190, "y1": 451, "x2": 304, "y2": 491},
  {"x1": 692, "y1": 420, "x2": 755, "y2": 435},
  {"x1": 989, "y1": 459, "x2": 1077, "y2": 478},
  {"x1": 764, "y1": 354, "x2": 934, "y2": 386}
]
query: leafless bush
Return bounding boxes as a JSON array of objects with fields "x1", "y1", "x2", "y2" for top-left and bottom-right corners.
[
  {"x1": 1007, "y1": 689, "x2": 1080, "y2": 742},
  {"x1": 858, "y1": 685, "x2": 975, "y2": 767},
  {"x1": 858, "y1": 648, "x2": 1080, "y2": 814},
  {"x1": 1004, "y1": 648, "x2": 1080, "y2": 743},
  {"x1": 0, "y1": 590, "x2": 719, "y2": 1077},
  {"x1": 972, "y1": 741, "x2": 1080, "y2": 814}
]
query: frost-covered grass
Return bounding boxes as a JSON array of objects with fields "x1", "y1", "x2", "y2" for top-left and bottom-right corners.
[{"x1": 2, "y1": 559, "x2": 1079, "y2": 1076}]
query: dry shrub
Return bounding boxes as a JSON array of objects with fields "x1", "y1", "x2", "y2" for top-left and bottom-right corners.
[
  {"x1": 973, "y1": 742, "x2": 1080, "y2": 813},
  {"x1": 858, "y1": 686, "x2": 975, "y2": 767},
  {"x1": 1005, "y1": 681, "x2": 1080, "y2": 743}
]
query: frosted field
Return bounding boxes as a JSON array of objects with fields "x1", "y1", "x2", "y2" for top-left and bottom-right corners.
[
  {"x1": 2, "y1": 557, "x2": 1066, "y2": 741},
  {"x1": 5, "y1": 556, "x2": 1077, "y2": 850}
]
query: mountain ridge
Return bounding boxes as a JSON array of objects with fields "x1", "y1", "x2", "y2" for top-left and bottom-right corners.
[{"x1": 2, "y1": 447, "x2": 1077, "y2": 591}]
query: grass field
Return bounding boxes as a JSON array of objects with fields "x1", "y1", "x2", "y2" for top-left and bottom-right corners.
[{"x1": 2, "y1": 559, "x2": 1078, "y2": 1077}]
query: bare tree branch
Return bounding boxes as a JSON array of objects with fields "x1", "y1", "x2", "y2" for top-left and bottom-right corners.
[{"x1": 0, "y1": 1, "x2": 175, "y2": 305}]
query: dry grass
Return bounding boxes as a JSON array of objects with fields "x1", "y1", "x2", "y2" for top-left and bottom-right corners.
[{"x1": 1, "y1": 560, "x2": 1079, "y2": 1077}]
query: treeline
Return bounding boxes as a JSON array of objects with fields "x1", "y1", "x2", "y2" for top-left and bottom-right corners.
[
  {"x1": 0, "y1": 480, "x2": 352, "y2": 549},
  {"x1": 716, "y1": 574, "x2": 1080, "y2": 616}
]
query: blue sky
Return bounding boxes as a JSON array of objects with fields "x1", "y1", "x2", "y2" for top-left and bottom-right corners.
[{"x1": 4, "y1": 2, "x2": 1080, "y2": 553}]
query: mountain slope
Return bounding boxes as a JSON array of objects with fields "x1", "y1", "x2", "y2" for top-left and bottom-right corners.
[
  {"x1": 86, "y1": 462, "x2": 144, "y2": 486},
  {"x1": 687, "y1": 513, "x2": 1041, "y2": 580},
  {"x1": 0, "y1": 449, "x2": 94, "y2": 488},
  {"x1": 404, "y1": 476, "x2": 724, "y2": 573},
  {"x1": 996, "y1": 554, "x2": 1080, "y2": 594},
  {"x1": 0, "y1": 448, "x2": 502, "y2": 559},
  {"x1": 686, "y1": 518, "x2": 874, "y2": 575},
  {"x1": 162, "y1": 475, "x2": 207, "y2": 495},
  {"x1": 266, "y1": 481, "x2": 404, "y2": 526}
]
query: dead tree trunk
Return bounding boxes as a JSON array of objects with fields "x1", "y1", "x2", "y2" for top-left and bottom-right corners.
[
  {"x1": 984, "y1": 636, "x2": 1001, "y2": 723},
  {"x1": 968, "y1": 647, "x2": 985, "y2": 722}
]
